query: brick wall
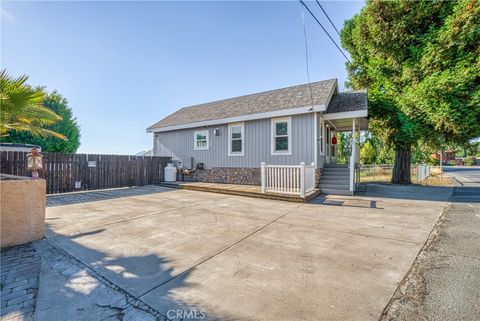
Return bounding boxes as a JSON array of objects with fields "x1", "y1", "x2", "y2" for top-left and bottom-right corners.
[
  {"x1": 185, "y1": 167, "x2": 261, "y2": 185},
  {"x1": 182, "y1": 167, "x2": 322, "y2": 188}
]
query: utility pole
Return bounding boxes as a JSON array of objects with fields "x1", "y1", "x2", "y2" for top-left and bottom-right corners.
[{"x1": 440, "y1": 149, "x2": 443, "y2": 180}]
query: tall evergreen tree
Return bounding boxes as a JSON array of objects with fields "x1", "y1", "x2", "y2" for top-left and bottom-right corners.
[{"x1": 341, "y1": 0, "x2": 480, "y2": 183}]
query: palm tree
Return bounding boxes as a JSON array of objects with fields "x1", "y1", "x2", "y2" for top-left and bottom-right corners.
[{"x1": 0, "y1": 70, "x2": 66, "y2": 140}]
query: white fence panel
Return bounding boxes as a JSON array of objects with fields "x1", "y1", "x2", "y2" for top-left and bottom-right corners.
[
  {"x1": 261, "y1": 162, "x2": 315, "y2": 197},
  {"x1": 304, "y1": 164, "x2": 315, "y2": 194},
  {"x1": 416, "y1": 164, "x2": 431, "y2": 182}
]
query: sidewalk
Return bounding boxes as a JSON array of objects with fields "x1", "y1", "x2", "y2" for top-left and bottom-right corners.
[{"x1": 381, "y1": 186, "x2": 480, "y2": 321}]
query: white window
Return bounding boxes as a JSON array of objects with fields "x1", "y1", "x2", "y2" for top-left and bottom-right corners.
[
  {"x1": 319, "y1": 118, "x2": 325, "y2": 155},
  {"x1": 271, "y1": 117, "x2": 292, "y2": 155},
  {"x1": 228, "y1": 122, "x2": 244, "y2": 156},
  {"x1": 194, "y1": 130, "x2": 209, "y2": 150}
]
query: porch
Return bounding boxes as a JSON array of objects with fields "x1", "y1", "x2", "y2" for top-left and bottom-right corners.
[
  {"x1": 159, "y1": 181, "x2": 321, "y2": 203},
  {"x1": 318, "y1": 114, "x2": 368, "y2": 195}
]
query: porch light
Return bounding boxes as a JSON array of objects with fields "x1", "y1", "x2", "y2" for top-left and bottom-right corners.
[
  {"x1": 331, "y1": 135, "x2": 337, "y2": 145},
  {"x1": 27, "y1": 147, "x2": 43, "y2": 179}
]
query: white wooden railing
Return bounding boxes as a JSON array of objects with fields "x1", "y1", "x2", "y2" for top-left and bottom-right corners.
[{"x1": 261, "y1": 162, "x2": 316, "y2": 197}]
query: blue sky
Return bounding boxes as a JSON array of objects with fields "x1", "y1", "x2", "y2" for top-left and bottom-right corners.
[{"x1": 1, "y1": 1, "x2": 364, "y2": 154}]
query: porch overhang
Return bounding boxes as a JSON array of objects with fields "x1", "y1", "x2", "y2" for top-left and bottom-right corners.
[{"x1": 324, "y1": 111, "x2": 368, "y2": 132}]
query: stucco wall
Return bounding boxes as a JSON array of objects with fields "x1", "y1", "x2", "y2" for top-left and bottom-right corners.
[{"x1": 1, "y1": 175, "x2": 46, "y2": 248}]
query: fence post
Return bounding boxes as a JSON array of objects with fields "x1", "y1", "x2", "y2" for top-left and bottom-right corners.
[
  {"x1": 310, "y1": 162, "x2": 316, "y2": 190},
  {"x1": 300, "y1": 162, "x2": 305, "y2": 197},
  {"x1": 261, "y1": 162, "x2": 266, "y2": 193}
]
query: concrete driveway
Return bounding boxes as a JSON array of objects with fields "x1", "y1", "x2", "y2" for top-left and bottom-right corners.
[{"x1": 42, "y1": 184, "x2": 452, "y2": 321}]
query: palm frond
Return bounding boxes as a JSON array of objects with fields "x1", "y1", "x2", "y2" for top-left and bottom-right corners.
[{"x1": 0, "y1": 69, "x2": 67, "y2": 141}]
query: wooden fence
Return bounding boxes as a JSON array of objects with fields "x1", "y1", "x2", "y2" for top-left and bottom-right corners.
[{"x1": 0, "y1": 151, "x2": 171, "y2": 194}]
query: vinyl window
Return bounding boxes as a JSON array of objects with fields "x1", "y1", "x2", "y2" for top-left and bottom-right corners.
[
  {"x1": 194, "y1": 130, "x2": 209, "y2": 150},
  {"x1": 228, "y1": 122, "x2": 244, "y2": 156},
  {"x1": 271, "y1": 117, "x2": 292, "y2": 155}
]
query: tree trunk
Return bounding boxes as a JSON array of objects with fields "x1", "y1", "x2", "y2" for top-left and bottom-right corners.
[{"x1": 391, "y1": 144, "x2": 412, "y2": 184}]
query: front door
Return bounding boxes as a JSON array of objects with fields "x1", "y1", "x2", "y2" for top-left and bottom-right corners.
[{"x1": 326, "y1": 127, "x2": 336, "y2": 164}]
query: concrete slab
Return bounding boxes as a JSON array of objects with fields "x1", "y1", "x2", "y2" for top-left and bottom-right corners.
[
  {"x1": 142, "y1": 222, "x2": 423, "y2": 321},
  {"x1": 282, "y1": 198, "x2": 448, "y2": 243},
  {"x1": 44, "y1": 185, "x2": 452, "y2": 321},
  {"x1": 46, "y1": 187, "x2": 235, "y2": 236},
  {"x1": 47, "y1": 204, "x2": 277, "y2": 297}
]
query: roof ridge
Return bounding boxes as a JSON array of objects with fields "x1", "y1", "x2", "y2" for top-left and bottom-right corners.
[
  {"x1": 179, "y1": 79, "x2": 338, "y2": 111},
  {"x1": 147, "y1": 79, "x2": 339, "y2": 131}
]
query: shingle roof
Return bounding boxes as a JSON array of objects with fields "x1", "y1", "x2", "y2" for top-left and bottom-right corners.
[
  {"x1": 326, "y1": 91, "x2": 367, "y2": 114},
  {"x1": 147, "y1": 79, "x2": 337, "y2": 131}
]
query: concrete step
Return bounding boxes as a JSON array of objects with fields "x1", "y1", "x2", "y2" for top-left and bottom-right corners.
[
  {"x1": 321, "y1": 188, "x2": 353, "y2": 196},
  {"x1": 321, "y1": 173, "x2": 350, "y2": 179},
  {"x1": 320, "y1": 180, "x2": 349, "y2": 187},
  {"x1": 323, "y1": 168, "x2": 349, "y2": 173},
  {"x1": 324, "y1": 164, "x2": 349, "y2": 168},
  {"x1": 320, "y1": 183, "x2": 349, "y2": 190},
  {"x1": 320, "y1": 178, "x2": 349, "y2": 185}
]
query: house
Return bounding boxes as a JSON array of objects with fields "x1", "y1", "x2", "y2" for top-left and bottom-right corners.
[
  {"x1": 431, "y1": 150, "x2": 456, "y2": 165},
  {"x1": 147, "y1": 79, "x2": 368, "y2": 195}
]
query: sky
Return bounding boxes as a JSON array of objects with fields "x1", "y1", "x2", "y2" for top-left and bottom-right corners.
[{"x1": 1, "y1": 1, "x2": 364, "y2": 154}]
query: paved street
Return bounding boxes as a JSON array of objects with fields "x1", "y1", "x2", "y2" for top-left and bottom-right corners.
[
  {"x1": 382, "y1": 167, "x2": 480, "y2": 321},
  {"x1": 444, "y1": 166, "x2": 480, "y2": 186}
]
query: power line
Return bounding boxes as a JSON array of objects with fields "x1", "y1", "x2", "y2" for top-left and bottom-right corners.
[
  {"x1": 300, "y1": 4, "x2": 315, "y2": 109},
  {"x1": 298, "y1": 0, "x2": 351, "y2": 64},
  {"x1": 315, "y1": 0, "x2": 341, "y2": 37}
]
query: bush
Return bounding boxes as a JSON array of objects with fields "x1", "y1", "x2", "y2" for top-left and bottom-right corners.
[{"x1": 465, "y1": 156, "x2": 475, "y2": 166}]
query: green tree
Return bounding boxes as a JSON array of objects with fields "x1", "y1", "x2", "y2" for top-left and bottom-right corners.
[
  {"x1": 341, "y1": 0, "x2": 480, "y2": 183},
  {"x1": 337, "y1": 132, "x2": 352, "y2": 164},
  {"x1": 0, "y1": 70, "x2": 66, "y2": 140},
  {"x1": 4, "y1": 91, "x2": 81, "y2": 152},
  {"x1": 360, "y1": 140, "x2": 377, "y2": 164}
]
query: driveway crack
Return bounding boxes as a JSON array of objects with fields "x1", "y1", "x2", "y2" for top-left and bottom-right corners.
[{"x1": 138, "y1": 203, "x2": 305, "y2": 298}]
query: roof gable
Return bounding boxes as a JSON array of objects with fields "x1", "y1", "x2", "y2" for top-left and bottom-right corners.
[{"x1": 326, "y1": 90, "x2": 367, "y2": 114}]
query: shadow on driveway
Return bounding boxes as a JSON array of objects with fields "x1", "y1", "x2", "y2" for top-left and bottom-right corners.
[
  {"x1": 33, "y1": 224, "x2": 238, "y2": 321},
  {"x1": 356, "y1": 183, "x2": 461, "y2": 202}
]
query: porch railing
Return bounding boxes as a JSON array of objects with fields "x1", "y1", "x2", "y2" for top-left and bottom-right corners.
[{"x1": 261, "y1": 162, "x2": 315, "y2": 197}]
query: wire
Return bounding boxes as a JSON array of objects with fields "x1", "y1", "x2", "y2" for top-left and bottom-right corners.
[
  {"x1": 298, "y1": 0, "x2": 351, "y2": 64},
  {"x1": 315, "y1": 0, "x2": 341, "y2": 37},
  {"x1": 300, "y1": 4, "x2": 315, "y2": 109}
]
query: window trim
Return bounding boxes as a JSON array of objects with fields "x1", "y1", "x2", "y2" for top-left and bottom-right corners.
[
  {"x1": 193, "y1": 130, "x2": 209, "y2": 151},
  {"x1": 228, "y1": 122, "x2": 245, "y2": 156},
  {"x1": 326, "y1": 126, "x2": 330, "y2": 157},
  {"x1": 319, "y1": 118, "x2": 325, "y2": 156},
  {"x1": 271, "y1": 117, "x2": 292, "y2": 155}
]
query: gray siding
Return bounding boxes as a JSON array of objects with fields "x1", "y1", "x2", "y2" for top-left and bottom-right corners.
[{"x1": 154, "y1": 114, "x2": 316, "y2": 169}]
